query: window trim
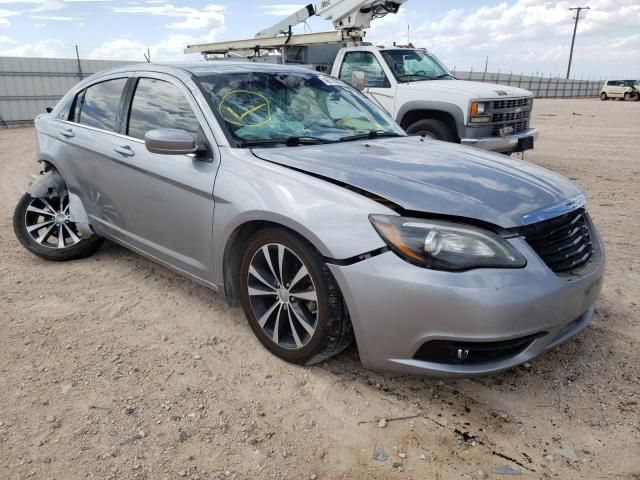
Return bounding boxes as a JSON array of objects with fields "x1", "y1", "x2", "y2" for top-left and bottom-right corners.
[
  {"x1": 66, "y1": 76, "x2": 131, "y2": 134},
  {"x1": 125, "y1": 76, "x2": 202, "y2": 141},
  {"x1": 122, "y1": 73, "x2": 216, "y2": 162},
  {"x1": 339, "y1": 51, "x2": 391, "y2": 89}
]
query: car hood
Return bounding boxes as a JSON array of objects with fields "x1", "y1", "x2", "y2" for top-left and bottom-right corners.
[
  {"x1": 251, "y1": 136, "x2": 582, "y2": 228},
  {"x1": 398, "y1": 80, "x2": 532, "y2": 99}
]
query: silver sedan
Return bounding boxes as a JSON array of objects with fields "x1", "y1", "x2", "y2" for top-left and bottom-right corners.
[{"x1": 13, "y1": 63, "x2": 604, "y2": 376}]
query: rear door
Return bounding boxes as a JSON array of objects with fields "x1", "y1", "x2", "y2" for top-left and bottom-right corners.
[
  {"x1": 55, "y1": 75, "x2": 132, "y2": 226},
  {"x1": 89, "y1": 73, "x2": 219, "y2": 282}
]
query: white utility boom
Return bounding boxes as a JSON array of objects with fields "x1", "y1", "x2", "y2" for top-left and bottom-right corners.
[
  {"x1": 256, "y1": 0, "x2": 407, "y2": 41},
  {"x1": 184, "y1": 0, "x2": 407, "y2": 56}
]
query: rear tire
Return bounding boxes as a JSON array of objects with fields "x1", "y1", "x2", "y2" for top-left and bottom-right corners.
[
  {"x1": 600, "y1": 92, "x2": 607, "y2": 101},
  {"x1": 406, "y1": 119, "x2": 456, "y2": 142},
  {"x1": 239, "y1": 228, "x2": 353, "y2": 365},
  {"x1": 13, "y1": 192, "x2": 103, "y2": 261}
]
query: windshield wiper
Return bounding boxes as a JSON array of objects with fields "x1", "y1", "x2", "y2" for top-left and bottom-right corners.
[
  {"x1": 237, "y1": 136, "x2": 335, "y2": 148},
  {"x1": 433, "y1": 73, "x2": 455, "y2": 80},
  {"x1": 339, "y1": 130, "x2": 404, "y2": 142}
]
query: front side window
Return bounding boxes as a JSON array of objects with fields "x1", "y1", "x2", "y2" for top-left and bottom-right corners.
[
  {"x1": 339, "y1": 52, "x2": 389, "y2": 88},
  {"x1": 380, "y1": 49, "x2": 454, "y2": 83},
  {"x1": 76, "y1": 78, "x2": 127, "y2": 132},
  {"x1": 196, "y1": 70, "x2": 403, "y2": 147},
  {"x1": 127, "y1": 78, "x2": 201, "y2": 140}
]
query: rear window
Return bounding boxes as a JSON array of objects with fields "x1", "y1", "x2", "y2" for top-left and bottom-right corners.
[{"x1": 75, "y1": 78, "x2": 127, "y2": 132}]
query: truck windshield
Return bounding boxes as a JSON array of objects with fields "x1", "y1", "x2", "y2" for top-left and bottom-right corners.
[
  {"x1": 196, "y1": 70, "x2": 404, "y2": 147},
  {"x1": 380, "y1": 49, "x2": 454, "y2": 83}
]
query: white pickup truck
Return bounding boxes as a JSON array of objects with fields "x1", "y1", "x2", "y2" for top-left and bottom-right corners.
[{"x1": 331, "y1": 45, "x2": 538, "y2": 154}]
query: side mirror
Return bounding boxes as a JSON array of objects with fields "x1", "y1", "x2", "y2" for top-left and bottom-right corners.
[
  {"x1": 352, "y1": 71, "x2": 366, "y2": 91},
  {"x1": 144, "y1": 128, "x2": 197, "y2": 155}
]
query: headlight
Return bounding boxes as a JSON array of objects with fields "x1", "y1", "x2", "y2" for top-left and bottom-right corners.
[
  {"x1": 370, "y1": 215, "x2": 526, "y2": 271},
  {"x1": 469, "y1": 101, "x2": 490, "y2": 123}
]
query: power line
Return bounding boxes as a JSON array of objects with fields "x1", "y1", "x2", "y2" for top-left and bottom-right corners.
[{"x1": 566, "y1": 6, "x2": 590, "y2": 79}]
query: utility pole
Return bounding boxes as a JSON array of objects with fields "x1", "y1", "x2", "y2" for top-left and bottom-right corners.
[{"x1": 566, "y1": 6, "x2": 589, "y2": 79}]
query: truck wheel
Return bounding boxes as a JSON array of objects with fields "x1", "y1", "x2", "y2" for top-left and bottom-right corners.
[
  {"x1": 406, "y1": 119, "x2": 456, "y2": 142},
  {"x1": 600, "y1": 92, "x2": 607, "y2": 101},
  {"x1": 623, "y1": 92, "x2": 631, "y2": 101}
]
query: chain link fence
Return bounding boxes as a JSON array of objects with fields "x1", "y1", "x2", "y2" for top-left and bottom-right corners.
[{"x1": 452, "y1": 69, "x2": 638, "y2": 98}]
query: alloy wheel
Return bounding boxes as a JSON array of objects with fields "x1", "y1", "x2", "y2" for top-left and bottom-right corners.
[
  {"x1": 24, "y1": 194, "x2": 82, "y2": 249},
  {"x1": 247, "y1": 243, "x2": 319, "y2": 350}
]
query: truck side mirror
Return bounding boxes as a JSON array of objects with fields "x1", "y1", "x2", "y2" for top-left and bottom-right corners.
[{"x1": 352, "y1": 71, "x2": 366, "y2": 91}]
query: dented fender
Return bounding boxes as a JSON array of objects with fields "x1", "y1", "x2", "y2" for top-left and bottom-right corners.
[
  {"x1": 27, "y1": 169, "x2": 94, "y2": 237},
  {"x1": 27, "y1": 169, "x2": 66, "y2": 199}
]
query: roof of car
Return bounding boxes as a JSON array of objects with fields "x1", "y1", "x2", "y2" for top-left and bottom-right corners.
[{"x1": 93, "y1": 61, "x2": 318, "y2": 79}]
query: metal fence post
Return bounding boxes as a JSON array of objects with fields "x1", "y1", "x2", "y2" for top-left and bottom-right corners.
[
  {"x1": 75, "y1": 45, "x2": 83, "y2": 80},
  {"x1": 507, "y1": 71, "x2": 513, "y2": 87},
  {"x1": 518, "y1": 73, "x2": 523, "y2": 88},
  {"x1": 545, "y1": 73, "x2": 551, "y2": 98}
]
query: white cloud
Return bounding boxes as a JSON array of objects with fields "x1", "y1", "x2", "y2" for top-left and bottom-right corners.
[
  {"x1": 88, "y1": 30, "x2": 219, "y2": 62},
  {"x1": 259, "y1": 4, "x2": 304, "y2": 16},
  {"x1": 367, "y1": 0, "x2": 640, "y2": 76},
  {"x1": 0, "y1": 33, "x2": 15, "y2": 42},
  {"x1": 0, "y1": 17, "x2": 10, "y2": 26},
  {"x1": 112, "y1": 3, "x2": 225, "y2": 30},
  {"x1": 0, "y1": 38, "x2": 64, "y2": 56},
  {"x1": 32, "y1": 14, "x2": 79, "y2": 19}
]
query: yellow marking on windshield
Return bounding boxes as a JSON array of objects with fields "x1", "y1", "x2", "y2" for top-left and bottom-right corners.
[
  {"x1": 240, "y1": 103, "x2": 267, "y2": 119},
  {"x1": 218, "y1": 90, "x2": 272, "y2": 127}
]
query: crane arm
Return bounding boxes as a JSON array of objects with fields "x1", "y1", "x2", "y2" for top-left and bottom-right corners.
[{"x1": 255, "y1": 0, "x2": 407, "y2": 40}]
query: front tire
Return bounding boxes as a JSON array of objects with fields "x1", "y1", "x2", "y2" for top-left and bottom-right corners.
[
  {"x1": 239, "y1": 228, "x2": 353, "y2": 365},
  {"x1": 406, "y1": 119, "x2": 456, "y2": 142},
  {"x1": 600, "y1": 92, "x2": 608, "y2": 101},
  {"x1": 13, "y1": 192, "x2": 103, "y2": 261},
  {"x1": 623, "y1": 92, "x2": 631, "y2": 101}
]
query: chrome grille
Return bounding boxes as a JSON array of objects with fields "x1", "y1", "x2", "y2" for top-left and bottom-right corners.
[
  {"x1": 520, "y1": 208, "x2": 593, "y2": 274},
  {"x1": 492, "y1": 110, "x2": 530, "y2": 123},
  {"x1": 493, "y1": 98, "x2": 531, "y2": 109},
  {"x1": 488, "y1": 96, "x2": 532, "y2": 136}
]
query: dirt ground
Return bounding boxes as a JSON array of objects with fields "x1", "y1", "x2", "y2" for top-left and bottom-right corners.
[{"x1": 1, "y1": 98, "x2": 638, "y2": 480}]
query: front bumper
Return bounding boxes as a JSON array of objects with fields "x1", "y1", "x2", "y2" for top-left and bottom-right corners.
[
  {"x1": 328, "y1": 233, "x2": 604, "y2": 377},
  {"x1": 461, "y1": 128, "x2": 539, "y2": 153}
]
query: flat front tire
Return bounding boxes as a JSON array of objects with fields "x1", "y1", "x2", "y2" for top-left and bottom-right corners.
[
  {"x1": 239, "y1": 228, "x2": 353, "y2": 365},
  {"x1": 13, "y1": 192, "x2": 103, "y2": 261}
]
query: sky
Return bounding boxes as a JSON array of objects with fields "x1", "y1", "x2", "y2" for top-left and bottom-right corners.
[{"x1": 0, "y1": 0, "x2": 638, "y2": 77}]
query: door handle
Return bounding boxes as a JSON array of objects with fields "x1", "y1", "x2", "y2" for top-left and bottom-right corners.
[
  {"x1": 59, "y1": 128, "x2": 74, "y2": 138},
  {"x1": 114, "y1": 145, "x2": 135, "y2": 157}
]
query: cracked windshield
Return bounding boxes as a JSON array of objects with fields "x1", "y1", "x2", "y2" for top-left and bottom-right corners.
[
  {"x1": 381, "y1": 49, "x2": 455, "y2": 82},
  {"x1": 197, "y1": 71, "x2": 403, "y2": 146}
]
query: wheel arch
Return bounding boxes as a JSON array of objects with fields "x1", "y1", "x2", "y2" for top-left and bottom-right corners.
[
  {"x1": 221, "y1": 217, "x2": 334, "y2": 308},
  {"x1": 396, "y1": 101, "x2": 465, "y2": 140},
  {"x1": 26, "y1": 161, "x2": 95, "y2": 237}
]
